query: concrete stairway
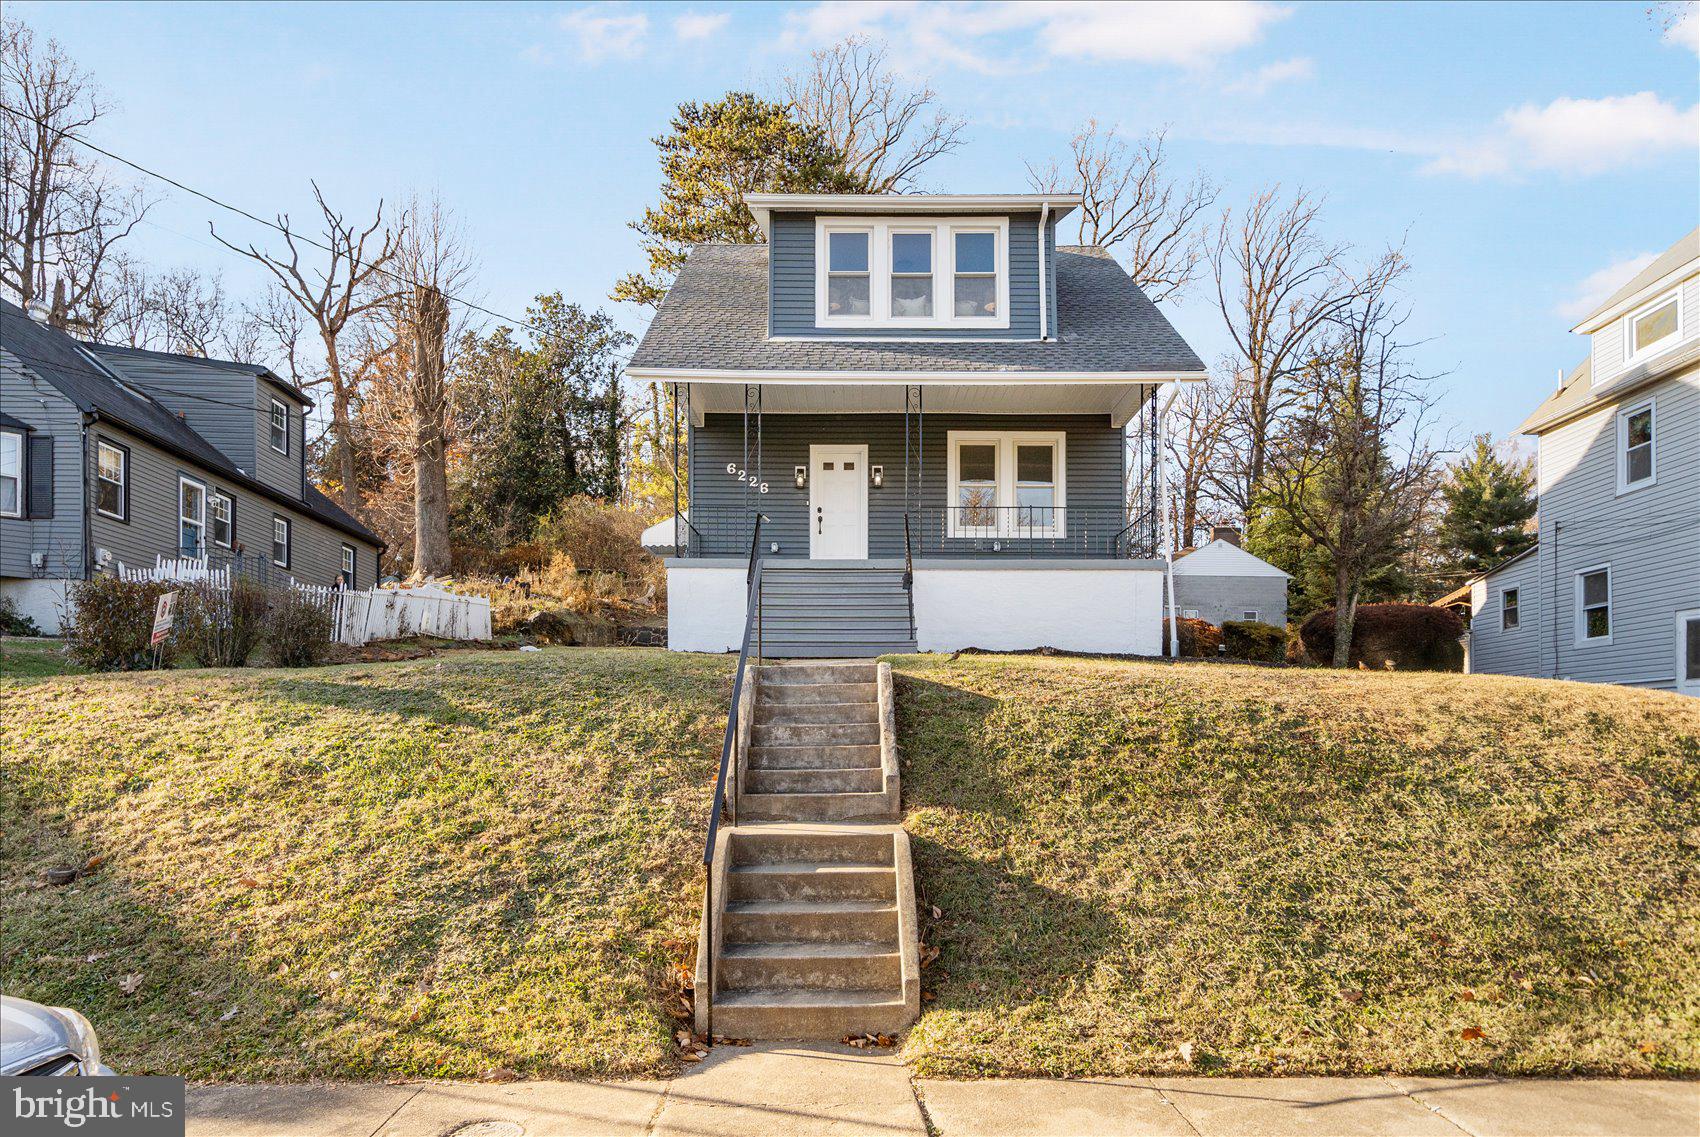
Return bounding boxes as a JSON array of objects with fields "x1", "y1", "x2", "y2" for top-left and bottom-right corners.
[
  {"x1": 758, "y1": 566, "x2": 917, "y2": 658},
  {"x1": 698, "y1": 660, "x2": 919, "y2": 1040}
]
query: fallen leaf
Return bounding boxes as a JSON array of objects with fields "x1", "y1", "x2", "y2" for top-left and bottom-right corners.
[
  {"x1": 479, "y1": 1067, "x2": 519, "y2": 1083},
  {"x1": 1638, "y1": 1041, "x2": 1659, "y2": 1055},
  {"x1": 1517, "y1": 978, "x2": 1533, "y2": 991},
  {"x1": 1340, "y1": 989, "x2": 1364, "y2": 1004},
  {"x1": 922, "y1": 992, "x2": 937, "y2": 1002},
  {"x1": 82, "y1": 854, "x2": 106, "y2": 872},
  {"x1": 679, "y1": 1052, "x2": 703, "y2": 1063},
  {"x1": 930, "y1": 905, "x2": 942, "y2": 920},
  {"x1": 675, "y1": 1030, "x2": 692, "y2": 1046},
  {"x1": 1460, "y1": 1027, "x2": 1485, "y2": 1041},
  {"x1": 1178, "y1": 1041, "x2": 1195, "y2": 1065},
  {"x1": 875, "y1": 1034, "x2": 895, "y2": 1048},
  {"x1": 117, "y1": 973, "x2": 144, "y2": 995},
  {"x1": 238, "y1": 877, "x2": 260, "y2": 888},
  {"x1": 920, "y1": 945, "x2": 941, "y2": 968},
  {"x1": 1459, "y1": 988, "x2": 1476, "y2": 1002}
]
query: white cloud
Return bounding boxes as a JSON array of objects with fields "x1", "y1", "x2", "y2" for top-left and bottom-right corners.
[
  {"x1": 1556, "y1": 252, "x2": 1660, "y2": 322},
  {"x1": 556, "y1": 6, "x2": 649, "y2": 63},
  {"x1": 782, "y1": 1, "x2": 1289, "y2": 74},
  {"x1": 673, "y1": 10, "x2": 731, "y2": 41},
  {"x1": 1664, "y1": 2, "x2": 1699, "y2": 54},
  {"x1": 1223, "y1": 56, "x2": 1314, "y2": 96},
  {"x1": 1425, "y1": 92, "x2": 1700, "y2": 178}
]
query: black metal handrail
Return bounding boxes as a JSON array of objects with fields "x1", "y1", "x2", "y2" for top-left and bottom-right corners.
[
  {"x1": 902, "y1": 512, "x2": 917, "y2": 641},
  {"x1": 701, "y1": 512, "x2": 765, "y2": 1037},
  {"x1": 912, "y1": 506, "x2": 1157, "y2": 559}
]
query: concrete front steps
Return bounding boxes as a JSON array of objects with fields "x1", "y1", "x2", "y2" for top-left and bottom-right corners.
[
  {"x1": 697, "y1": 659, "x2": 919, "y2": 1040},
  {"x1": 706, "y1": 823, "x2": 918, "y2": 1039}
]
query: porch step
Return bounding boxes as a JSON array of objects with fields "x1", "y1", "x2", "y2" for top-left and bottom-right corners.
[
  {"x1": 754, "y1": 700, "x2": 877, "y2": 725},
  {"x1": 707, "y1": 988, "x2": 911, "y2": 1040},
  {"x1": 760, "y1": 662, "x2": 878, "y2": 684},
  {"x1": 746, "y1": 766, "x2": 883, "y2": 795},
  {"x1": 759, "y1": 680, "x2": 878, "y2": 705},
  {"x1": 749, "y1": 743, "x2": 882, "y2": 770},
  {"x1": 740, "y1": 790, "x2": 895, "y2": 822},
  {"x1": 751, "y1": 721, "x2": 880, "y2": 746},
  {"x1": 723, "y1": 898, "x2": 899, "y2": 944},
  {"x1": 727, "y1": 861, "x2": 896, "y2": 902},
  {"x1": 717, "y1": 942, "x2": 903, "y2": 991},
  {"x1": 758, "y1": 641, "x2": 917, "y2": 659}
]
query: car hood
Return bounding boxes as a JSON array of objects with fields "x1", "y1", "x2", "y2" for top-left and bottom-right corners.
[{"x1": 1, "y1": 995, "x2": 76, "y2": 1075}]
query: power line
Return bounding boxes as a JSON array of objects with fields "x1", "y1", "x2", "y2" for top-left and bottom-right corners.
[{"x1": 0, "y1": 100, "x2": 637, "y2": 359}]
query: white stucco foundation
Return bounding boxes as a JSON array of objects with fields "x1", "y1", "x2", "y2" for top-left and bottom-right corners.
[
  {"x1": 666, "y1": 562, "x2": 749, "y2": 652},
  {"x1": 1, "y1": 578, "x2": 74, "y2": 635},
  {"x1": 913, "y1": 563, "x2": 1165, "y2": 656}
]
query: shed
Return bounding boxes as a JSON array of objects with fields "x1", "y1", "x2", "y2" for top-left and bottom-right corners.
[{"x1": 1171, "y1": 534, "x2": 1290, "y2": 628}]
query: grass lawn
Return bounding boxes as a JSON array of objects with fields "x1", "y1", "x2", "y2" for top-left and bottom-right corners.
[
  {"x1": 1, "y1": 648, "x2": 731, "y2": 1081},
  {"x1": 0, "y1": 637, "x2": 82, "y2": 679},
  {"x1": 892, "y1": 655, "x2": 1700, "y2": 1079}
]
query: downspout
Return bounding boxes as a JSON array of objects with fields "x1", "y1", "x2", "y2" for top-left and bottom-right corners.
[
  {"x1": 1157, "y1": 385, "x2": 1181, "y2": 658},
  {"x1": 80, "y1": 412, "x2": 94, "y2": 580},
  {"x1": 1037, "y1": 203, "x2": 1051, "y2": 340}
]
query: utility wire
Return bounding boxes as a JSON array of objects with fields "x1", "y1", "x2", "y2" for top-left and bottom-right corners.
[{"x1": 0, "y1": 100, "x2": 638, "y2": 359}]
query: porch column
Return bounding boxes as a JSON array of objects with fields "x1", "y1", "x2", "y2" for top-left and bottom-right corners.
[{"x1": 670, "y1": 381, "x2": 681, "y2": 556}]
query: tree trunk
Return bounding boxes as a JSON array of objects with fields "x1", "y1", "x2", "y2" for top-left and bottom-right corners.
[
  {"x1": 321, "y1": 332, "x2": 359, "y2": 511},
  {"x1": 413, "y1": 431, "x2": 451, "y2": 575},
  {"x1": 1331, "y1": 568, "x2": 1358, "y2": 669}
]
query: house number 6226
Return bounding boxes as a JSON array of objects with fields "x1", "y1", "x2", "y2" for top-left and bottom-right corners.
[{"x1": 725, "y1": 463, "x2": 769, "y2": 493}]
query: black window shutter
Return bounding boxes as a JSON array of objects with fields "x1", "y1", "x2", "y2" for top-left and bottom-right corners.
[{"x1": 26, "y1": 435, "x2": 52, "y2": 519}]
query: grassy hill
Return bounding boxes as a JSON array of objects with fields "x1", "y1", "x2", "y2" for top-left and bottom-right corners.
[{"x1": 3, "y1": 647, "x2": 1695, "y2": 1080}]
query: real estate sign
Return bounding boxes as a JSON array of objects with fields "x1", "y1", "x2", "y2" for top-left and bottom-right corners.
[{"x1": 150, "y1": 591, "x2": 178, "y2": 646}]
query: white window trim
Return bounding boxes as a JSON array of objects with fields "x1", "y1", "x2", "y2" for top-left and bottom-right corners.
[
  {"x1": 887, "y1": 227, "x2": 936, "y2": 320},
  {"x1": 816, "y1": 215, "x2": 1011, "y2": 330},
  {"x1": 1615, "y1": 397, "x2": 1656, "y2": 495},
  {"x1": 341, "y1": 543, "x2": 356, "y2": 589},
  {"x1": 945, "y1": 429, "x2": 1066, "y2": 539},
  {"x1": 1241, "y1": 611, "x2": 1262, "y2": 623},
  {"x1": 272, "y1": 515, "x2": 291, "y2": 568},
  {"x1": 1620, "y1": 288, "x2": 1683, "y2": 368},
  {"x1": 1574, "y1": 564, "x2": 1612, "y2": 647},
  {"x1": 179, "y1": 475, "x2": 207, "y2": 556},
  {"x1": 95, "y1": 439, "x2": 127, "y2": 521},
  {"x1": 211, "y1": 490, "x2": 234, "y2": 549},
  {"x1": 269, "y1": 398, "x2": 289, "y2": 454},
  {"x1": 1677, "y1": 608, "x2": 1700, "y2": 697},
  {"x1": 1500, "y1": 587, "x2": 1520, "y2": 632},
  {"x1": 0, "y1": 428, "x2": 24, "y2": 518}
]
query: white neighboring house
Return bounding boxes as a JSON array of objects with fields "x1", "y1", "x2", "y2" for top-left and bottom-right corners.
[
  {"x1": 1468, "y1": 227, "x2": 1700, "y2": 695},
  {"x1": 1170, "y1": 528, "x2": 1290, "y2": 627}
]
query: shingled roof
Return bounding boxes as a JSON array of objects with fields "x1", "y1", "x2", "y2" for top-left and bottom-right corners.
[{"x1": 628, "y1": 244, "x2": 1206, "y2": 375}]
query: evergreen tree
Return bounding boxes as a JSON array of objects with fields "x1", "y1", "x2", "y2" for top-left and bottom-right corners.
[
  {"x1": 1438, "y1": 434, "x2": 1536, "y2": 574},
  {"x1": 612, "y1": 92, "x2": 861, "y2": 307}
]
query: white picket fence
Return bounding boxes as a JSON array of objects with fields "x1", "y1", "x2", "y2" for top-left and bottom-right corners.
[{"x1": 119, "y1": 556, "x2": 492, "y2": 647}]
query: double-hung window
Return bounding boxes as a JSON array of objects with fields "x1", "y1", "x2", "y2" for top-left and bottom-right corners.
[
  {"x1": 96, "y1": 439, "x2": 128, "y2": 521},
  {"x1": 1501, "y1": 587, "x2": 1519, "y2": 631},
  {"x1": 1617, "y1": 400, "x2": 1655, "y2": 492},
  {"x1": 1576, "y1": 567, "x2": 1611, "y2": 644},
  {"x1": 272, "y1": 515, "x2": 291, "y2": 568},
  {"x1": 889, "y1": 230, "x2": 934, "y2": 318},
  {"x1": 953, "y1": 230, "x2": 998, "y2": 318},
  {"x1": 211, "y1": 491, "x2": 233, "y2": 548},
  {"x1": 340, "y1": 544, "x2": 356, "y2": 589},
  {"x1": 947, "y1": 430, "x2": 1066, "y2": 538},
  {"x1": 0, "y1": 429, "x2": 22, "y2": 518},
  {"x1": 269, "y1": 399, "x2": 289, "y2": 454},
  {"x1": 826, "y1": 230, "x2": 871, "y2": 317},
  {"x1": 179, "y1": 477, "x2": 206, "y2": 557},
  {"x1": 1624, "y1": 291, "x2": 1680, "y2": 365}
]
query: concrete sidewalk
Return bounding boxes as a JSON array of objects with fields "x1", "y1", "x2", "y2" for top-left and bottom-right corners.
[{"x1": 186, "y1": 1043, "x2": 1697, "y2": 1137}]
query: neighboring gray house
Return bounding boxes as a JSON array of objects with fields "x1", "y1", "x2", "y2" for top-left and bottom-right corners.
[
  {"x1": 1171, "y1": 529, "x2": 1290, "y2": 628},
  {"x1": 0, "y1": 299, "x2": 383, "y2": 633},
  {"x1": 628, "y1": 191, "x2": 1209, "y2": 657},
  {"x1": 1469, "y1": 228, "x2": 1699, "y2": 695}
]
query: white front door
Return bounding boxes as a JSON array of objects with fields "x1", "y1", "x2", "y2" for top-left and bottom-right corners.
[
  {"x1": 809, "y1": 444, "x2": 869, "y2": 559},
  {"x1": 1678, "y1": 609, "x2": 1700, "y2": 696}
]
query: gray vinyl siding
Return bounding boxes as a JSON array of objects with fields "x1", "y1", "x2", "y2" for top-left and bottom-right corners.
[
  {"x1": 1171, "y1": 576, "x2": 1288, "y2": 628},
  {"x1": 254, "y1": 378, "x2": 306, "y2": 501},
  {"x1": 86, "y1": 422, "x2": 376, "y2": 588},
  {"x1": 1531, "y1": 366, "x2": 1700, "y2": 689},
  {"x1": 1468, "y1": 554, "x2": 1542, "y2": 677},
  {"x1": 1590, "y1": 275, "x2": 1699, "y2": 388},
  {"x1": 0, "y1": 352, "x2": 86, "y2": 579},
  {"x1": 93, "y1": 353, "x2": 259, "y2": 474},
  {"x1": 687, "y1": 412, "x2": 1125, "y2": 558},
  {"x1": 769, "y1": 211, "x2": 1048, "y2": 339}
]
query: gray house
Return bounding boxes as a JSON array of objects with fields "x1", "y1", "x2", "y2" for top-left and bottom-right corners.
[
  {"x1": 628, "y1": 192, "x2": 1208, "y2": 656},
  {"x1": 1468, "y1": 227, "x2": 1699, "y2": 695},
  {"x1": 0, "y1": 299, "x2": 383, "y2": 633}
]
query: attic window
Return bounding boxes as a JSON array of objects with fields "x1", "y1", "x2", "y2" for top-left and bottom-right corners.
[
  {"x1": 817, "y1": 216, "x2": 1009, "y2": 330},
  {"x1": 269, "y1": 399, "x2": 289, "y2": 454},
  {"x1": 1624, "y1": 290, "x2": 1681, "y2": 364}
]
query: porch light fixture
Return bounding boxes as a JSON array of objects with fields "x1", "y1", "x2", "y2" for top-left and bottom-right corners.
[
  {"x1": 794, "y1": 465, "x2": 807, "y2": 489},
  {"x1": 870, "y1": 465, "x2": 884, "y2": 488}
]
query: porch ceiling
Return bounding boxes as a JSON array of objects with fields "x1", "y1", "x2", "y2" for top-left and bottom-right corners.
[{"x1": 683, "y1": 381, "x2": 1157, "y2": 427}]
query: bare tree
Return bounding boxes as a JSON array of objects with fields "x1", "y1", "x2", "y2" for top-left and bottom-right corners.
[
  {"x1": 212, "y1": 181, "x2": 399, "y2": 510},
  {"x1": 1208, "y1": 187, "x2": 1404, "y2": 512},
  {"x1": 1261, "y1": 290, "x2": 1443, "y2": 667},
  {"x1": 0, "y1": 17, "x2": 149, "y2": 326},
  {"x1": 1165, "y1": 372, "x2": 1239, "y2": 549},
  {"x1": 369, "y1": 196, "x2": 475, "y2": 577},
  {"x1": 81, "y1": 254, "x2": 159, "y2": 347},
  {"x1": 1028, "y1": 123, "x2": 1217, "y2": 303},
  {"x1": 784, "y1": 36, "x2": 965, "y2": 192}
]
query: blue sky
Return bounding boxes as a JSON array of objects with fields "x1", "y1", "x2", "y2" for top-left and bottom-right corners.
[{"x1": 13, "y1": 1, "x2": 1699, "y2": 447}]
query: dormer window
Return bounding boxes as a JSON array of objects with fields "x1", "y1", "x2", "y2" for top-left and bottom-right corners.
[
  {"x1": 1624, "y1": 290, "x2": 1681, "y2": 365},
  {"x1": 269, "y1": 398, "x2": 289, "y2": 454},
  {"x1": 816, "y1": 216, "x2": 1009, "y2": 330}
]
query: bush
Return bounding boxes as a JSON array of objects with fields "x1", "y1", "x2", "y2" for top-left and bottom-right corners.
[
  {"x1": 1222, "y1": 620, "x2": 1285, "y2": 662},
  {"x1": 533, "y1": 497, "x2": 649, "y2": 576},
  {"x1": 0, "y1": 594, "x2": 42, "y2": 636},
  {"x1": 66, "y1": 576, "x2": 176, "y2": 671},
  {"x1": 267, "y1": 587, "x2": 334, "y2": 667},
  {"x1": 1161, "y1": 617, "x2": 1222, "y2": 658},
  {"x1": 1300, "y1": 603, "x2": 1465, "y2": 671},
  {"x1": 178, "y1": 577, "x2": 268, "y2": 667}
]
